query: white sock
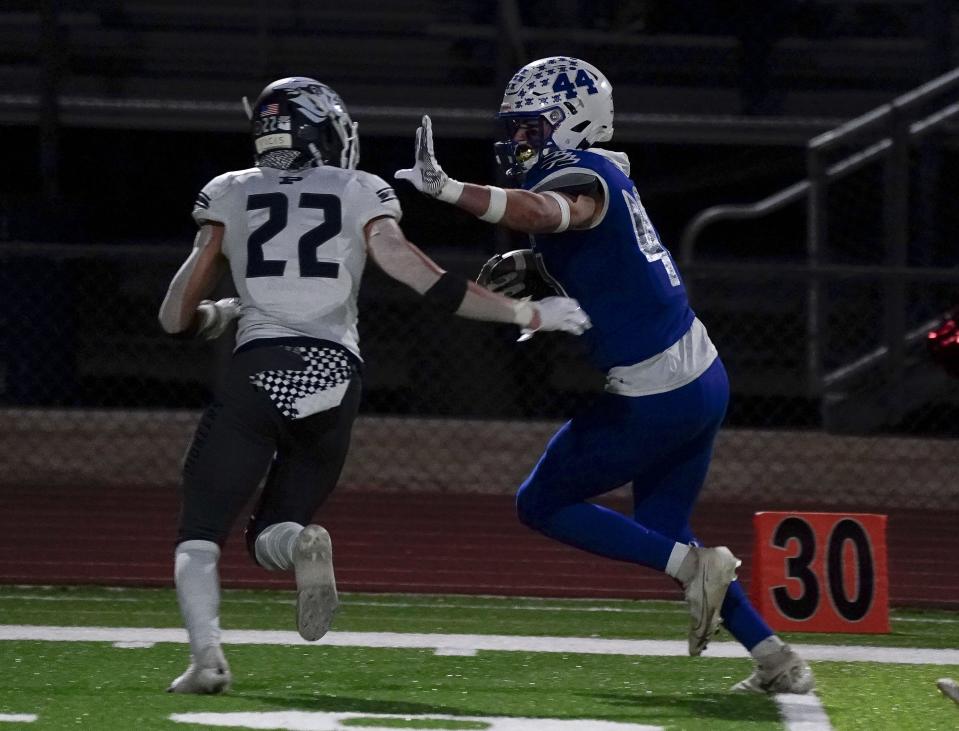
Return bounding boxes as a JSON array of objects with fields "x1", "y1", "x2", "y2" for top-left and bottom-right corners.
[
  {"x1": 751, "y1": 635, "x2": 786, "y2": 660},
  {"x1": 254, "y1": 521, "x2": 304, "y2": 571},
  {"x1": 174, "y1": 540, "x2": 222, "y2": 659},
  {"x1": 665, "y1": 543, "x2": 693, "y2": 580}
]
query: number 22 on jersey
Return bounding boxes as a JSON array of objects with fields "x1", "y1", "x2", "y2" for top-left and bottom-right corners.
[{"x1": 246, "y1": 192, "x2": 342, "y2": 279}]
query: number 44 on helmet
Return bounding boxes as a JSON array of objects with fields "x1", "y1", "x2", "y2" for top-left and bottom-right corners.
[{"x1": 476, "y1": 249, "x2": 564, "y2": 300}]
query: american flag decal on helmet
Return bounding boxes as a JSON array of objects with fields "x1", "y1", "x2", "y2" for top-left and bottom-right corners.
[{"x1": 260, "y1": 103, "x2": 280, "y2": 116}]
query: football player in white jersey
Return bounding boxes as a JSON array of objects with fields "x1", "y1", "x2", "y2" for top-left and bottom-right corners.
[{"x1": 157, "y1": 76, "x2": 590, "y2": 694}]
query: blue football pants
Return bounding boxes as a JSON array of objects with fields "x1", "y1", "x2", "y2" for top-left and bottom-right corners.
[{"x1": 515, "y1": 357, "x2": 773, "y2": 650}]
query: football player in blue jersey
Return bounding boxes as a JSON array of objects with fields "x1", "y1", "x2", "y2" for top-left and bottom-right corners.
[{"x1": 397, "y1": 56, "x2": 813, "y2": 694}]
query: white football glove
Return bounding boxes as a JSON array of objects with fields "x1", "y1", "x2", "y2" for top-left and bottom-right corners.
[
  {"x1": 195, "y1": 297, "x2": 241, "y2": 339},
  {"x1": 394, "y1": 115, "x2": 464, "y2": 203},
  {"x1": 518, "y1": 296, "x2": 591, "y2": 341}
]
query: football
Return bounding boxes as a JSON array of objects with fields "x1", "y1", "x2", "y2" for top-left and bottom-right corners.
[{"x1": 476, "y1": 249, "x2": 562, "y2": 300}]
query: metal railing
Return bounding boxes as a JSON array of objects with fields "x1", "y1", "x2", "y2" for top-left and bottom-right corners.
[{"x1": 680, "y1": 65, "x2": 959, "y2": 400}]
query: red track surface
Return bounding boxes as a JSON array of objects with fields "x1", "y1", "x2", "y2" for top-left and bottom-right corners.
[{"x1": 0, "y1": 485, "x2": 955, "y2": 608}]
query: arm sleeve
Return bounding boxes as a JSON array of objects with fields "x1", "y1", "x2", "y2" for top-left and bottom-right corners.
[
  {"x1": 347, "y1": 172, "x2": 403, "y2": 233},
  {"x1": 191, "y1": 173, "x2": 233, "y2": 225},
  {"x1": 533, "y1": 171, "x2": 601, "y2": 197}
]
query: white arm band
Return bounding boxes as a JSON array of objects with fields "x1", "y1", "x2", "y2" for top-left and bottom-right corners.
[
  {"x1": 542, "y1": 191, "x2": 571, "y2": 233},
  {"x1": 479, "y1": 186, "x2": 508, "y2": 223}
]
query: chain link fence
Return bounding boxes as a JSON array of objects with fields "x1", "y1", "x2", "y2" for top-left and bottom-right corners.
[
  {"x1": 2, "y1": 1, "x2": 957, "y2": 510},
  {"x1": 1, "y1": 234, "x2": 957, "y2": 509}
]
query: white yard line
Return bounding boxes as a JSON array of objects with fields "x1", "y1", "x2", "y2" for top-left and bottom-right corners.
[
  {"x1": 2, "y1": 625, "x2": 958, "y2": 665},
  {"x1": 775, "y1": 694, "x2": 834, "y2": 731},
  {"x1": 893, "y1": 616, "x2": 959, "y2": 624},
  {"x1": 5, "y1": 591, "x2": 959, "y2": 623},
  {"x1": 0, "y1": 592, "x2": 686, "y2": 614},
  {"x1": 169, "y1": 712, "x2": 664, "y2": 731}
]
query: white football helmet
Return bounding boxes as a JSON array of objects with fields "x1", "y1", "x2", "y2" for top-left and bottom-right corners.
[{"x1": 495, "y1": 57, "x2": 614, "y2": 179}]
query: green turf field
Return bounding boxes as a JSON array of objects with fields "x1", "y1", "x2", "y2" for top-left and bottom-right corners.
[{"x1": 1, "y1": 586, "x2": 958, "y2": 730}]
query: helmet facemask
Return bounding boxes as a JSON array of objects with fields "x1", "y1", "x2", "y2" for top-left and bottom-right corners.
[
  {"x1": 494, "y1": 114, "x2": 556, "y2": 182},
  {"x1": 295, "y1": 111, "x2": 359, "y2": 170}
]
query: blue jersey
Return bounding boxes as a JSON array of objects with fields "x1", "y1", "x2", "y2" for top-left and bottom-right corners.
[{"x1": 524, "y1": 148, "x2": 695, "y2": 371}]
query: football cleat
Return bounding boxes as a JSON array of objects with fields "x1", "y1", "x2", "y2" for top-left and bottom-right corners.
[
  {"x1": 732, "y1": 645, "x2": 815, "y2": 694},
  {"x1": 937, "y1": 677, "x2": 959, "y2": 705},
  {"x1": 167, "y1": 645, "x2": 231, "y2": 694},
  {"x1": 682, "y1": 546, "x2": 741, "y2": 656},
  {"x1": 293, "y1": 524, "x2": 338, "y2": 641}
]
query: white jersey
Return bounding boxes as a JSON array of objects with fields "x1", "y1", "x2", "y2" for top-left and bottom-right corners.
[{"x1": 192, "y1": 164, "x2": 402, "y2": 357}]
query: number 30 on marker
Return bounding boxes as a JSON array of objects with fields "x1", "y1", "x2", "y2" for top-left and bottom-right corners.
[{"x1": 750, "y1": 512, "x2": 890, "y2": 633}]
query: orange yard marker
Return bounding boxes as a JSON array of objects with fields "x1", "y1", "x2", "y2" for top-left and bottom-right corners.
[{"x1": 750, "y1": 512, "x2": 890, "y2": 633}]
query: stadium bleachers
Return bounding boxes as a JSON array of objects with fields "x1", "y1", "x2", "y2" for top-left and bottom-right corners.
[{"x1": 2, "y1": 1, "x2": 954, "y2": 121}]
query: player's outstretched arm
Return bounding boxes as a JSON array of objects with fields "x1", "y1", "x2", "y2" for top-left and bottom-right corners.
[
  {"x1": 364, "y1": 216, "x2": 590, "y2": 336},
  {"x1": 394, "y1": 115, "x2": 598, "y2": 234},
  {"x1": 158, "y1": 223, "x2": 238, "y2": 339}
]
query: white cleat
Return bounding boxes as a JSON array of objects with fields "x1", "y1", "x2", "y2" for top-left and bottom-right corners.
[
  {"x1": 938, "y1": 677, "x2": 959, "y2": 705},
  {"x1": 293, "y1": 524, "x2": 338, "y2": 641},
  {"x1": 167, "y1": 645, "x2": 231, "y2": 694},
  {"x1": 682, "y1": 545, "x2": 741, "y2": 656},
  {"x1": 732, "y1": 644, "x2": 815, "y2": 694}
]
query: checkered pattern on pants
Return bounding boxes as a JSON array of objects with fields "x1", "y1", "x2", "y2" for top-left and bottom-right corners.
[{"x1": 249, "y1": 345, "x2": 354, "y2": 419}]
